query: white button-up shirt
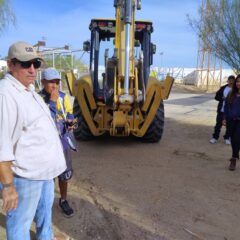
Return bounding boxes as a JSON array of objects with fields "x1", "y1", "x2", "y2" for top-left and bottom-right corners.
[{"x1": 0, "y1": 73, "x2": 66, "y2": 180}]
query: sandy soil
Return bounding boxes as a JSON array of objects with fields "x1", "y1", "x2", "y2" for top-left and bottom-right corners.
[{"x1": 1, "y1": 84, "x2": 240, "y2": 240}]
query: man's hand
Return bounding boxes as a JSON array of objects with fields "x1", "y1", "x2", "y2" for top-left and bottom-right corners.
[
  {"x1": 2, "y1": 185, "x2": 18, "y2": 212},
  {"x1": 0, "y1": 161, "x2": 17, "y2": 212},
  {"x1": 50, "y1": 87, "x2": 59, "y2": 102},
  {"x1": 66, "y1": 119, "x2": 77, "y2": 130}
]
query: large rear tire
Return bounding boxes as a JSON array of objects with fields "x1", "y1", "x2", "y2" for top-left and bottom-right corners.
[
  {"x1": 142, "y1": 101, "x2": 164, "y2": 143},
  {"x1": 73, "y1": 99, "x2": 93, "y2": 141}
]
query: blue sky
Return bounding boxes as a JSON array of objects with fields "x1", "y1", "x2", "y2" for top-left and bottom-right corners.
[{"x1": 0, "y1": 0, "x2": 201, "y2": 67}]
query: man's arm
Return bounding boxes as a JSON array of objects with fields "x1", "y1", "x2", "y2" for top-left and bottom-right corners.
[
  {"x1": 0, "y1": 161, "x2": 18, "y2": 212},
  {"x1": 0, "y1": 94, "x2": 18, "y2": 212},
  {"x1": 215, "y1": 86, "x2": 225, "y2": 101}
]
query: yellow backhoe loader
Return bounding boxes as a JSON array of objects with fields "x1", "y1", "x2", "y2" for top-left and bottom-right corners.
[{"x1": 66, "y1": 0, "x2": 174, "y2": 142}]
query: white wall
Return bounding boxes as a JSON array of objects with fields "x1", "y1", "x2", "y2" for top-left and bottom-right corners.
[
  {"x1": 0, "y1": 60, "x2": 7, "y2": 71},
  {"x1": 151, "y1": 66, "x2": 235, "y2": 86}
]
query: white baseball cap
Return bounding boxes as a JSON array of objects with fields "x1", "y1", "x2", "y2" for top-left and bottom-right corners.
[
  {"x1": 41, "y1": 68, "x2": 61, "y2": 80},
  {"x1": 8, "y1": 41, "x2": 43, "y2": 61}
]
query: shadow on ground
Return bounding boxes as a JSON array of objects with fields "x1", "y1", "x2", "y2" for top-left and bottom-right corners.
[
  {"x1": 165, "y1": 94, "x2": 213, "y2": 106},
  {"x1": 52, "y1": 195, "x2": 167, "y2": 240}
]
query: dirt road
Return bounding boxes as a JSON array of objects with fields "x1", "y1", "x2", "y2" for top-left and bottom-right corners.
[{"x1": 1, "y1": 85, "x2": 240, "y2": 240}]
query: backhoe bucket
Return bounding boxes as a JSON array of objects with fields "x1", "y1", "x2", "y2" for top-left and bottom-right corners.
[
  {"x1": 133, "y1": 75, "x2": 174, "y2": 137},
  {"x1": 65, "y1": 71, "x2": 103, "y2": 136}
]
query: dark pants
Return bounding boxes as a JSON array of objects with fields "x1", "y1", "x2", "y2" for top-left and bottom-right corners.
[
  {"x1": 212, "y1": 112, "x2": 230, "y2": 140},
  {"x1": 229, "y1": 120, "x2": 240, "y2": 159}
]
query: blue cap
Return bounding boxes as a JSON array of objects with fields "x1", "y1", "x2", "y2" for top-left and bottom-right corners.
[{"x1": 42, "y1": 68, "x2": 61, "y2": 81}]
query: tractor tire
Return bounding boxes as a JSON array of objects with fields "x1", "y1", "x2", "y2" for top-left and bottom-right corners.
[
  {"x1": 142, "y1": 101, "x2": 164, "y2": 143},
  {"x1": 73, "y1": 99, "x2": 93, "y2": 141}
]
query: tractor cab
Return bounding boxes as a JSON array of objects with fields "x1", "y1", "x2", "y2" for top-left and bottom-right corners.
[
  {"x1": 83, "y1": 18, "x2": 156, "y2": 102},
  {"x1": 65, "y1": 1, "x2": 173, "y2": 142}
]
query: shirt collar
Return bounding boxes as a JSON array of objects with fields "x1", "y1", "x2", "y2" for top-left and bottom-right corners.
[{"x1": 5, "y1": 73, "x2": 34, "y2": 92}]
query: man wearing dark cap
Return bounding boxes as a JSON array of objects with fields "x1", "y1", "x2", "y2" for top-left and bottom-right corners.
[{"x1": 0, "y1": 41, "x2": 66, "y2": 240}]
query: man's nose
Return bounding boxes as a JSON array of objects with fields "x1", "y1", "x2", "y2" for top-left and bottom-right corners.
[{"x1": 28, "y1": 63, "x2": 36, "y2": 72}]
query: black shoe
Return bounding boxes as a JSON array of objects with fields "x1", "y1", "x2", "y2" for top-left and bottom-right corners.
[
  {"x1": 229, "y1": 158, "x2": 236, "y2": 171},
  {"x1": 59, "y1": 199, "x2": 74, "y2": 218}
]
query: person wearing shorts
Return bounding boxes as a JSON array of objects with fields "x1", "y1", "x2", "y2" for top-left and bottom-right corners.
[{"x1": 39, "y1": 68, "x2": 74, "y2": 218}]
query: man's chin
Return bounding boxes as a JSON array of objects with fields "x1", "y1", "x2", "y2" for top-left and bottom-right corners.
[
  {"x1": 28, "y1": 80, "x2": 35, "y2": 85},
  {"x1": 28, "y1": 77, "x2": 36, "y2": 83}
]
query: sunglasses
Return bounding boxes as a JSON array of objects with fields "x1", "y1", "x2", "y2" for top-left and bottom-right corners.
[{"x1": 12, "y1": 59, "x2": 42, "y2": 69}]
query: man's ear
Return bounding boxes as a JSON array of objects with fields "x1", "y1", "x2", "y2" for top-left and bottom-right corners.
[{"x1": 7, "y1": 60, "x2": 14, "y2": 70}]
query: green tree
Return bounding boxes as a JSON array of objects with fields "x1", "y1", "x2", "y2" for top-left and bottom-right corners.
[
  {"x1": 40, "y1": 54, "x2": 87, "y2": 90},
  {"x1": 0, "y1": 0, "x2": 15, "y2": 34},
  {"x1": 43, "y1": 54, "x2": 87, "y2": 72},
  {"x1": 189, "y1": 0, "x2": 240, "y2": 73}
]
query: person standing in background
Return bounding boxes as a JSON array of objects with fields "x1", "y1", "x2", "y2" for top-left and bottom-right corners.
[
  {"x1": 224, "y1": 74, "x2": 240, "y2": 171},
  {"x1": 210, "y1": 75, "x2": 235, "y2": 144},
  {"x1": 39, "y1": 68, "x2": 75, "y2": 218}
]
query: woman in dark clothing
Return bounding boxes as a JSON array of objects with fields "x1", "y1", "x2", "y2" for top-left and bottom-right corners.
[{"x1": 224, "y1": 74, "x2": 240, "y2": 171}]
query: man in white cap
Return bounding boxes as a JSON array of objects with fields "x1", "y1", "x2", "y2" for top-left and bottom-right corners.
[
  {"x1": 0, "y1": 41, "x2": 66, "y2": 240},
  {"x1": 39, "y1": 68, "x2": 75, "y2": 218}
]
